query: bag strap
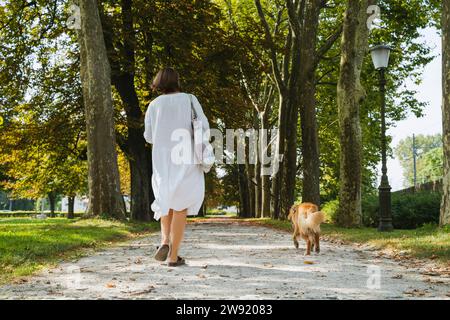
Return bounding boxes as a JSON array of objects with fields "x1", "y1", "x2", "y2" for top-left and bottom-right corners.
[{"x1": 189, "y1": 94, "x2": 198, "y2": 121}]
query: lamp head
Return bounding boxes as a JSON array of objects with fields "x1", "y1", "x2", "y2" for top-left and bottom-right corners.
[{"x1": 370, "y1": 45, "x2": 392, "y2": 70}]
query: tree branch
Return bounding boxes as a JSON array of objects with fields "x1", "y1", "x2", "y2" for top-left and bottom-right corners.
[
  {"x1": 315, "y1": 24, "x2": 343, "y2": 67},
  {"x1": 254, "y1": 0, "x2": 286, "y2": 93}
]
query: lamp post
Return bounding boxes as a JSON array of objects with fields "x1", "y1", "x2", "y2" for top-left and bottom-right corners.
[{"x1": 370, "y1": 44, "x2": 394, "y2": 232}]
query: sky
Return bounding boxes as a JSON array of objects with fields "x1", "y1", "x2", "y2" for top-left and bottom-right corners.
[{"x1": 385, "y1": 27, "x2": 443, "y2": 191}]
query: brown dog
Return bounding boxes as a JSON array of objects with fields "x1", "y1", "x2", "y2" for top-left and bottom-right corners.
[{"x1": 288, "y1": 202, "x2": 325, "y2": 255}]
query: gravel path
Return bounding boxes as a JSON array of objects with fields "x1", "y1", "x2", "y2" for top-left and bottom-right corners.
[{"x1": 0, "y1": 222, "x2": 449, "y2": 300}]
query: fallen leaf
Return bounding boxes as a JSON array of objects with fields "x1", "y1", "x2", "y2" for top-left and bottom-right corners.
[
  {"x1": 106, "y1": 283, "x2": 116, "y2": 288},
  {"x1": 304, "y1": 261, "x2": 315, "y2": 265},
  {"x1": 423, "y1": 277, "x2": 445, "y2": 284},
  {"x1": 420, "y1": 271, "x2": 440, "y2": 276},
  {"x1": 403, "y1": 289, "x2": 428, "y2": 297},
  {"x1": 129, "y1": 287, "x2": 155, "y2": 296}
]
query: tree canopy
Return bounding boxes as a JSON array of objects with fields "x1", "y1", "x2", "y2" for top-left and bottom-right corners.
[{"x1": 0, "y1": 0, "x2": 445, "y2": 223}]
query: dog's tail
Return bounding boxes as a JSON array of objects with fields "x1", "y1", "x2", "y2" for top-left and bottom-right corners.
[{"x1": 304, "y1": 211, "x2": 325, "y2": 233}]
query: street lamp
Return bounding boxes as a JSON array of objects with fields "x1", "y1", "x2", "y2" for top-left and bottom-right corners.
[{"x1": 370, "y1": 44, "x2": 394, "y2": 232}]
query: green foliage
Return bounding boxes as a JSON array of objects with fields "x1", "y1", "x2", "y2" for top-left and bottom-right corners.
[
  {"x1": 315, "y1": 0, "x2": 440, "y2": 196},
  {"x1": 395, "y1": 134, "x2": 443, "y2": 187},
  {"x1": 0, "y1": 0, "x2": 444, "y2": 213},
  {"x1": 0, "y1": 218, "x2": 159, "y2": 284},
  {"x1": 362, "y1": 191, "x2": 442, "y2": 229},
  {"x1": 0, "y1": 0, "x2": 86, "y2": 201},
  {"x1": 321, "y1": 199, "x2": 339, "y2": 223},
  {"x1": 219, "y1": 164, "x2": 241, "y2": 208}
]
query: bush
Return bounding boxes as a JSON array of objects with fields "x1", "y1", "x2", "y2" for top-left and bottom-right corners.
[
  {"x1": 362, "y1": 191, "x2": 441, "y2": 229},
  {"x1": 321, "y1": 199, "x2": 339, "y2": 223}
]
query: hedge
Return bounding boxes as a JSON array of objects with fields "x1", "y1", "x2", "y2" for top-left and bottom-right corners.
[{"x1": 322, "y1": 191, "x2": 441, "y2": 229}]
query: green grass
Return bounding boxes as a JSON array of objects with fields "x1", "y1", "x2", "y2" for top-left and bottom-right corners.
[
  {"x1": 205, "y1": 209, "x2": 238, "y2": 217},
  {"x1": 0, "y1": 218, "x2": 159, "y2": 284},
  {"x1": 0, "y1": 211, "x2": 84, "y2": 218},
  {"x1": 243, "y1": 218, "x2": 450, "y2": 263}
]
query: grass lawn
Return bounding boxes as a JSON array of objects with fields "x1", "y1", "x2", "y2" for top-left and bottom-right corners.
[
  {"x1": 0, "y1": 218, "x2": 159, "y2": 285},
  {"x1": 244, "y1": 218, "x2": 450, "y2": 264}
]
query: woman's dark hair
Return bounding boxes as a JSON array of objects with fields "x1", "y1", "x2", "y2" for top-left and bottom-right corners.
[{"x1": 151, "y1": 67, "x2": 181, "y2": 93}]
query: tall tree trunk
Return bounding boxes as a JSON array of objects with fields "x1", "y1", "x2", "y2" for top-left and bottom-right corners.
[
  {"x1": 260, "y1": 110, "x2": 272, "y2": 217},
  {"x1": 114, "y1": 0, "x2": 153, "y2": 221},
  {"x1": 198, "y1": 203, "x2": 205, "y2": 217},
  {"x1": 441, "y1": 0, "x2": 450, "y2": 226},
  {"x1": 336, "y1": 0, "x2": 371, "y2": 227},
  {"x1": 298, "y1": 0, "x2": 322, "y2": 208},
  {"x1": 246, "y1": 128, "x2": 256, "y2": 217},
  {"x1": 48, "y1": 192, "x2": 56, "y2": 217},
  {"x1": 271, "y1": 96, "x2": 288, "y2": 219},
  {"x1": 247, "y1": 162, "x2": 255, "y2": 217},
  {"x1": 238, "y1": 164, "x2": 251, "y2": 217},
  {"x1": 253, "y1": 111, "x2": 261, "y2": 218},
  {"x1": 114, "y1": 76, "x2": 154, "y2": 221},
  {"x1": 100, "y1": 0, "x2": 154, "y2": 221},
  {"x1": 284, "y1": 27, "x2": 301, "y2": 219},
  {"x1": 255, "y1": 159, "x2": 262, "y2": 217},
  {"x1": 284, "y1": 0, "x2": 322, "y2": 212},
  {"x1": 255, "y1": 0, "x2": 289, "y2": 220},
  {"x1": 79, "y1": 0, "x2": 126, "y2": 219},
  {"x1": 67, "y1": 196, "x2": 75, "y2": 219}
]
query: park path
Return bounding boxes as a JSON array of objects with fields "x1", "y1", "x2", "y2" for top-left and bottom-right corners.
[{"x1": 0, "y1": 221, "x2": 449, "y2": 300}]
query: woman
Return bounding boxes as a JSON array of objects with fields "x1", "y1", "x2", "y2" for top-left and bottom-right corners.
[{"x1": 143, "y1": 67, "x2": 209, "y2": 267}]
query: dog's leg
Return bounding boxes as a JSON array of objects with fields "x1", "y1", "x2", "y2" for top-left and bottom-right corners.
[
  {"x1": 304, "y1": 240, "x2": 311, "y2": 256},
  {"x1": 293, "y1": 234, "x2": 299, "y2": 249},
  {"x1": 314, "y1": 233, "x2": 320, "y2": 253},
  {"x1": 293, "y1": 225, "x2": 299, "y2": 249}
]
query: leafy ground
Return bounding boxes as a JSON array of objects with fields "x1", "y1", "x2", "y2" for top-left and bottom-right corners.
[
  {"x1": 2, "y1": 222, "x2": 449, "y2": 299},
  {"x1": 1, "y1": 215, "x2": 448, "y2": 288},
  {"x1": 244, "y1": 219, "x2": 450, "y2": 263},
  {"x1": 0, "y1": 218, "x2": 159, "y2": 284}
]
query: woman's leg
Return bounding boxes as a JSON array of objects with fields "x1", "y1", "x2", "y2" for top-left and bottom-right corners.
[
  {"x1": 160, "y1": 209, "x2": 173, "y2": 246},
  {"x1": 168, "y1": 209, "x2": 187, "y2": 263}
]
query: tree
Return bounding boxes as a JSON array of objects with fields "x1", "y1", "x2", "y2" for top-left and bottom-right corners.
[
  {"x1": 220, "y1": 0, "x2": 275, "y2": 218},
  {"x1": 254, "y1": 0, "x2": 328, "y2": 218},
  {"x1": 441, "y1": 0, "x2": 450, "y2": 226},
  {"x1": 335, "y1": 0, "x2": 372, "y2": 227},
  {"x1": 395, "y1": 134, "x2": 443, "y2": 186},
  {"x1": 99, "y1": 0, "x2": 154, "y2": 221},
  {"x1": 0, "y1": 1, "x2": 87, "y2": 218},
  {"x1": 287, "y1": 0, "x2": 324, "y2": 209},
  {"x1": 79, "y1": 0, "x2": 126, "y2": 219}
]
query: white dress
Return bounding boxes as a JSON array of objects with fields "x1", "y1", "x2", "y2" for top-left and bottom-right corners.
[{"x1": 143, "y1": 92, "x2": 209, "y2": 220}]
